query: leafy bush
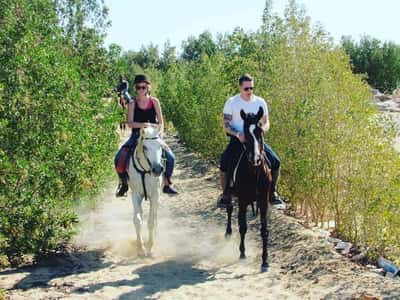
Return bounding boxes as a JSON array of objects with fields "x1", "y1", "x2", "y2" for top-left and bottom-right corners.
[{"x1": 0, "y1": 0, "x2": 119, "y2": 264}]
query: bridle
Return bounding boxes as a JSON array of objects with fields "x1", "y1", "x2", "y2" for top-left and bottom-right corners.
[{"x1": 243, "y1": 123, "x2": 272, "y2": 182}]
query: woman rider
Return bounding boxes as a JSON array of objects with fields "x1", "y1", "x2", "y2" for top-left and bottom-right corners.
[{"x1": 114, "y1": 74, "x2": 178, "y2": 196}]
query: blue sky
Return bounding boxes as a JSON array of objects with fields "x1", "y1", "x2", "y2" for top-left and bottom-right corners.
[{"x1": 104, "y1": 0, "x2": 400, "y2": 52}]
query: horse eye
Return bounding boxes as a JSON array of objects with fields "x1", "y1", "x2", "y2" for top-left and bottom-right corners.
[{"x1": 143, "y1": 146, "x2": 148, "y2": 151}]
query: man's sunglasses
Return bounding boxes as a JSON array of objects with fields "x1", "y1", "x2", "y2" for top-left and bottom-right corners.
[
  {"x1": 135, "y1": 85, "x2": 147, "y2": 90},
  {"x1": 243, "y1": 87, "x2": 254, "y2": 91}
]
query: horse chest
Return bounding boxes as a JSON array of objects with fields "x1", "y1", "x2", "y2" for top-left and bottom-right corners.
[{"x1": 128, "y1": 163, "x2": 162, "y2": 198}]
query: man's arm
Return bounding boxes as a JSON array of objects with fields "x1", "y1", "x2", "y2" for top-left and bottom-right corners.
[
  {"x1": 223, "y1": 114, "x2": 239, "y2": 138},
  {"x1": 222, "y1": 113, "x2": 246, "y2": 143}
]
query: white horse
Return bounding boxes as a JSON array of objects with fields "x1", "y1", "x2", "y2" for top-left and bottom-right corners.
[{"x1": 128, "y1": 126, "x2": 164, "y2": 256}]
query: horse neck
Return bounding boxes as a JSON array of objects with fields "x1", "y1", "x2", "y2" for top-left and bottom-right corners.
[{"x1": 135, "y1": 140, "x2": 150, "y2": 171}]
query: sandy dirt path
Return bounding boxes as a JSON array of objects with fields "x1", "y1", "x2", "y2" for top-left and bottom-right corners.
[{"x1": 1, "y1": 133, "x2": 400, "y2": 300}]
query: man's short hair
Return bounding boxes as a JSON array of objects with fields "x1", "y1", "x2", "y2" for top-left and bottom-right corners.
[{"x1": 239, "y1": 74, "x2": 253, "y2": 85}]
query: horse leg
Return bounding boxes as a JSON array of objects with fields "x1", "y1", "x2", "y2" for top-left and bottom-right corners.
[
  {"x1": 225, "y1": 199, "x2": 233, "y2": 238},
  {"x1": 259, "y1": 200, "x2": 269, "y2": 272},
  {"x1": 132, "y1": 192, "x2": 145, "y2": 257},
  {"x1": 238, "y1": 201, "x2": 247, "y2": 259},
  {"x1": 146, "y1": 196, "x2": 159, "y2": 254}
]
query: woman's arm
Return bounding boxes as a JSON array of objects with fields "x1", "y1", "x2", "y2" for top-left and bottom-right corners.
[{"x1": 152, "y1": 98, "x2": 164, "y2": 134}]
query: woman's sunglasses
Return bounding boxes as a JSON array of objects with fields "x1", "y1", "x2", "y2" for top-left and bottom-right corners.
[
  {"x1": 243, "y1": 87, "x2": 254, "y2": 91},
  {"x1": 135, "y1": 85, "x2": 147, "y2": 90}
]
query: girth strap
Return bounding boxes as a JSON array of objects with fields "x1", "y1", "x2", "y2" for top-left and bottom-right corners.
[{"x1": 231, "y1": 150, "x2": 245, "y2": 188}]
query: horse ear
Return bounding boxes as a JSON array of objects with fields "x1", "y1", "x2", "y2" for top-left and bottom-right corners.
[
  {"x1": 240, "y1": 109, "x2": 246, "y2": 120},
  {"x1": 256, "y1": 106, "x2": 264, "y2": 121}
]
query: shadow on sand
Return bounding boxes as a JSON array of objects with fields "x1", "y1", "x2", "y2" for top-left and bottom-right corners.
[
  {"x1": 1, "y1": 249, "x2": 110, "y2": 290},
  {"x1": 73, "y1": 259, "x2": 214, "y2": 299}
]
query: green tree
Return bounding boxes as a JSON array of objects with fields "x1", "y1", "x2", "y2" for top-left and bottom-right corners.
[
  {"x1": 342, "y1": 36, "x2": 400, "y2": 92},
  {"x1": 181, "y1": 31, "x2": 217, "y2": 62}
]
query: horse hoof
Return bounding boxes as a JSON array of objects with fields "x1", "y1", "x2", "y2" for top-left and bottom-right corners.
[
  {"x1": 261, "y1": 263, "x2": 269, "y2": 273},
  {"x1": 225, "y1": 231, "x2": 232, "y2": 239},
  {"x1": 146, "y1": 244, "x2": 153, "y2": 253},
  {"x1": 137, "y1": 248, "x2": 146, "y2": 258},
  {"x1": 240, "y1": 253, "x2": 246, "y2": 259}
]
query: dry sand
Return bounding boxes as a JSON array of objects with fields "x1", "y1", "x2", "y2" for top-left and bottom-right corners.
[{"x1": 1, "y1": 130, "x2": 400, "y2": 300}]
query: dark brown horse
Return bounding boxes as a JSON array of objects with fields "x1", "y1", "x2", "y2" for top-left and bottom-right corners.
[{"x1": 225, "y1": 106, "x2": 272, "y2": 272}]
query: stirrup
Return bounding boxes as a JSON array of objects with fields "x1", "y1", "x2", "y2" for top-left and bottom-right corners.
[{"x1": 271, "y1": 193, "x2": 286, "y2": 209}]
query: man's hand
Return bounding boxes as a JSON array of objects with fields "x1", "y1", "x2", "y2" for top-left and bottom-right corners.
[{"x1": 238, "y1": 133, "x2": 246, "y2": 143}]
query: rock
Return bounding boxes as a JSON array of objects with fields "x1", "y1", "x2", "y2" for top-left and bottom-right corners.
[
  {"x1": 328, "y1": 237, "x2": 341, "y2": 244},
  {"x1": 335, "y1": 241, "x2": 353, "y2": 254},
  {"x1": 377, "y1": 256, "x2": 399, "y2": 276},
  {"x1": 351, "y1": 253, "x2": 366, "y2": 262},
  {"x1": 371, "y1": 88, "x2": 381, "y2": 96},
  {"x1": 376, "y1": 94, "x2": 392, "y2": 101},
  {"x1": 357, "y1": 292, "x2": 380, "y2": 300}
]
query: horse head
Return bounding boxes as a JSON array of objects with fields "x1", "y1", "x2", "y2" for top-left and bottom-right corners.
[
  {"x1": 137, "y1": 126, "x2": 164, "y2": 177},
  {"x1": 240, "y1": 106, "x2": 264, "y2": 167}
]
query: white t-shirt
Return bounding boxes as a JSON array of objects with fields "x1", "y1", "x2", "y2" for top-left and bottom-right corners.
[{"x1": 223, "y1": 94, "x2": 268, "y2": 134}]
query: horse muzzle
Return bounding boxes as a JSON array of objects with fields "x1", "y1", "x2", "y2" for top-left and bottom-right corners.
[
  {"x1": 252, "y1": 156, "x2": 262, "y2": 167},
  {"x1": 151, "y1": 163, "x2": 164, "y2": 177}
]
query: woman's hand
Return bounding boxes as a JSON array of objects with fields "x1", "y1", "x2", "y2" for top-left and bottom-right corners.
[
  {"x1": 143, "y1": 123, "x2": 159, "y2": 128},
  {"x1": 162, "y1": 143, "x2": 170, "y2": 151}
]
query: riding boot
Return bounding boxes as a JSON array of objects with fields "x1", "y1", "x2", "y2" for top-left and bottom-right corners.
[
  {"x1": 116, "y1": 172, "x2": 129, "y2": 197},
  {"x1": 271, "y1": 168, "x2": 284, "y2": 205},
  {"x1": 217, "y1": 171, "x2": 231, "y2": 208},
  {"x1": 163, "y1": 176, "x2": 178, "y2": 195}
]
